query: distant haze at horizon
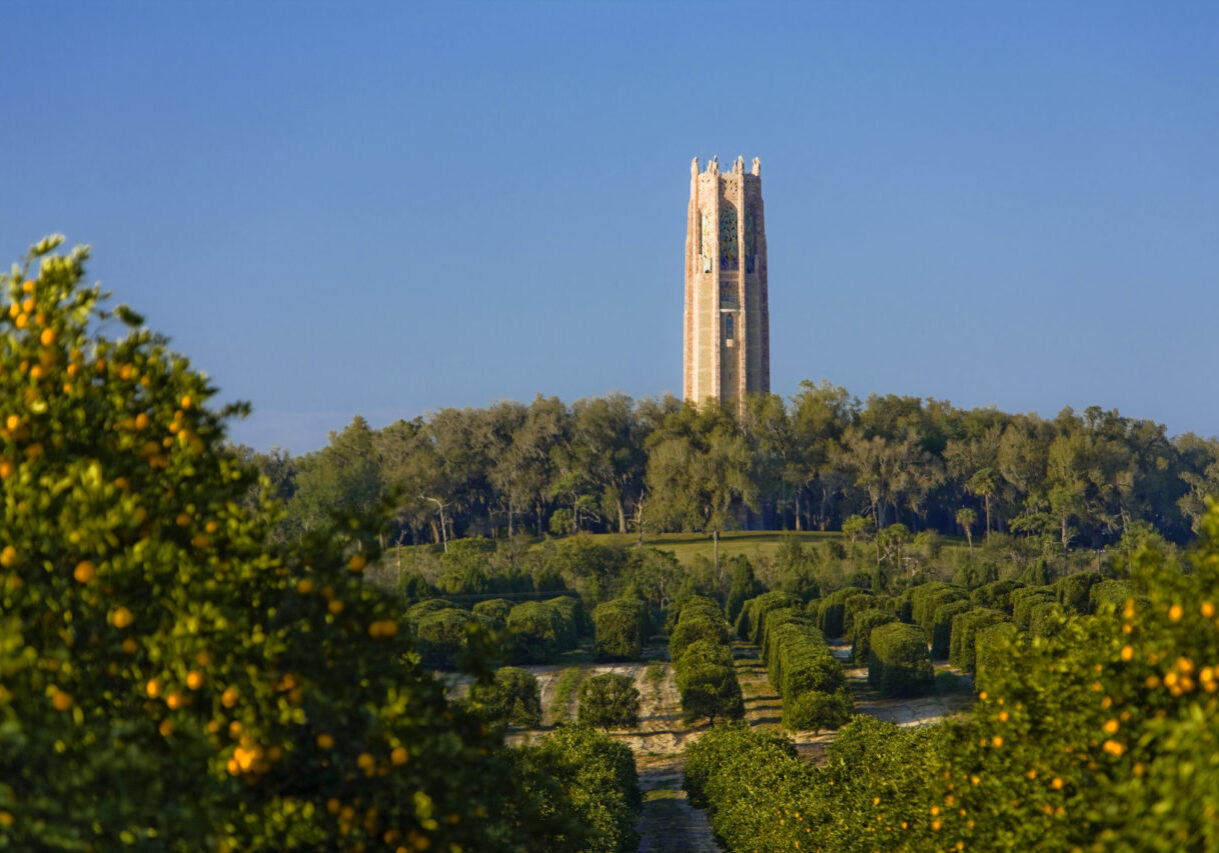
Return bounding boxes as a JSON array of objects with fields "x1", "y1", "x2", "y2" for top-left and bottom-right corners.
[{"x1": 4, "y1": 1, "x2": 1216, "y2": 454}]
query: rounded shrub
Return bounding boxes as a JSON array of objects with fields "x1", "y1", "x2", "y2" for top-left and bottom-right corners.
[
  {"x1": 508, "y1": 600, "x2": 566, "y2": 663},
  {"x1": 782, "y1": 687, "x2": 853, "y2": 733},
  {"x1": 467, "y1": 666, "x2": 542, "y2": 728},
  {"x1": 472, "y1": 597, "x2": 514, "y2": 626},
  {"x1": 592, "y1": 598, "x2": 647, "y2": 661},
  {"x1": 577, "y1": 672, "x2": 641, "y2": 732}
]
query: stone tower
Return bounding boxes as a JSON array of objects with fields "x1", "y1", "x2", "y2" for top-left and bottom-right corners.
[{"x1": 683, "y1": 155, "x2": 770, "y2": 414}]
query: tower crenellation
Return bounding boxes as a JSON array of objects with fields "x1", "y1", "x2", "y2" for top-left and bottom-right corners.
[{"x1": 683, "y1": 156, "x2": 770, "y2": 414}]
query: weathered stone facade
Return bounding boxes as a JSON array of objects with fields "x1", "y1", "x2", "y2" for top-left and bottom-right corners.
[{"x1": 683, "y1": 155, "x2": 770, "y2": 415}]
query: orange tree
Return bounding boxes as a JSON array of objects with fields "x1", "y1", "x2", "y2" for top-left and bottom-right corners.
[
  {"x1": 927, "y1": 506, "x2": 1219, "y2": 851},
  {"x1": 687, "y1": 509, "x2": 1219, "y2": 850},
  {"x1": 0, "y1": 237, "x2": 544, "y2": 851}
]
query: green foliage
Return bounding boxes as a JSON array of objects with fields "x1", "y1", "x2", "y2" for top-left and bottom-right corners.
[
  {"x1": 1011, "y1": 584, "x2": 1055, "y2": 630},
  {"x1": 923, "y1": 503, "x2": 1219, "y2": 849},
  {"x1": 669, "y1": 606, "x2": 730, "y2": 662},
  {"x1": 772, "y1": 536, "x2": 821, "y2": 600},
  {"x1": 733, "y1": 589, "x2": 801, "y2": 643},
  {"x1": 682, "y1": 722, "x2": 798, "y2": 810},
  {"x1": 1028, "y1": 599, "x2": 1068, "y2": 638},
  {"x1": 783, "y1": 687, "x2": 853, "y2": 733},
  {"x1": 407, "y1": 597, "x2": 458, "y2": 619},
  {"x1": 748, "y1": 600, "x2": 850, "y2": 731},
  {"x1": 909, "y1": 581, "x2": 968, "y2": 632},
  {"x1": 467, "y1": 666, "x2": 542, "y2": 728},
  {"x1": 970, "y1": 578, "x2": 1023, "y2": 613},
  {"x1": 673, "y1": 637, "x2": 744, "y2": 725},
  {"x1": 841, "y1": 514, "x2": 875, "y2": 542},
  {"x1": 763, "y1": 614, "x2": 846, "y2": 701},
  {"x1": 841, "y1": 592, "x2": 877, "y2": 636},
  {"x1": 817, "y1": 585, "x2": 867, "y2": 638},
  {"x1": 1089, "y1": 578, "x2": 1134, "y2": 615},
  {"x1": 577, "y1": 673, "x2": 641, "y2": 731},
  {"x1": 972, "y1": 621, "x2": 1018, "y2": 696},
  {"x1": 471, "y1": 596, "x2": 514, "y2": 626},
  {"x1": 436, "y1": 536, "x2": 497, "y2": 593},
  {"x1": 1055, "y1": 570, "x2": 1103, "y2": 614},
  {"x1": 545, "y1": 594, "x2": 586, "y2": 647},
  {"x1": 929, "y1": 599, "x2": 973, "y2": 660},
  {"x1": 850, "y1": 607, "x2": 897, "y2": 664},
  {"x1": 725, "y1": 555, "x2": 763, "y2": 622},
  {"x1": 868, "y1": 622, "x2": 935, "y2": 697},
  {"x1": 592, "y1": 598, "x2": 646, "y2": 661},
  {"x1": 518, "y1": 725, "x2": 642, "y2": 853},
  {"x1": 414, "y1": 607, "x2": 492, "y2": 668},
  {"x1": 683, "y1": 717, "x2": 943, "y2": 852},
  {"x1": 948, "y1": 608, "x2": 1005, "y2": 673},
  {"x1": 548, "y1": 536, "x2": 629, "y2": 604},
  {"x1": 0, "y1": 238, "x2": 549, "y2": 850},
  {"x1": 507, "y1": 600, "x2": 567, "y2": 663},
  {"x1": 682, "y1": 505, "x2": 1219, "y2": 851}
]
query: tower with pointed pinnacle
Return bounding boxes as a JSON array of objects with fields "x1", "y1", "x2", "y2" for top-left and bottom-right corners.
[{"x1": 682, "y1": 155, "x2": 770, "y2": 414}]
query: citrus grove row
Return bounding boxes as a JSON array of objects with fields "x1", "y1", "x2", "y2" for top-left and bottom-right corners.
[{"x1": 0, "y1": 238, "x2": 640, "y2": 852}]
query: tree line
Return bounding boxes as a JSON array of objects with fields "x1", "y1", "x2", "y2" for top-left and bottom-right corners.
[{"x1": 238, "y1": 380, "x2": 1219, "y2": 549}]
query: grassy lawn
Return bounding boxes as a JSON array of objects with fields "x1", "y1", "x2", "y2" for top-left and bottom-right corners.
[{"x1": 591, "y1": 529, "x2": 845, "y2": 566}]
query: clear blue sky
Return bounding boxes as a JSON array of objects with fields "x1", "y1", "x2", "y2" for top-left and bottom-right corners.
[{"x1": 4, "y1": 1, "x2": 1217, "y2": 453}]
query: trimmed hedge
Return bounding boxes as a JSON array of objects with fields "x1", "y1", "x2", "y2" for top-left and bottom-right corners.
[
  {"x1": 1028, "y1": 600, "x2": 1067, "y2": 638},
  {"x1": 909, "y1": 582, "x2": 969, "y2": 632},
  {"x1": 842, "y1": 593, "x2": 878, "y2": 636},
  {"x1": 1011, "y1": 585, "x2": 1055, "y2": 630},
  {"x1": 670, "y1": 597, "x2": 732, "y2": 662},
  {"x1": 970, "y1": 579, "x2": 1023, "y2": 614},
  {"x1": 818, "y1": 586, "x2": 867, "y2": 638},
  {"x1": 1089, "y1": 579, "x2": 1133, "y2": 615},
  {"x1": 948, "y1": 608, "x2": 1005, "y2": 673},
  {"x1": 973, "y1": 622, "x2": 1018, "y2": 696},
  {"x1": 746, "y1": 596, "x2": 850, "y2": 731},
  {"x1": 593, "y1": 598, "x2": 647, "y2": 661},
  {"x1": 851, "y1": 608, "x2": 897, "y2": 665},
  {"x1": 805, "y1": 598, "x2": 822, "y2": 627},
  {"x1": 523, "y1": 725, "x2": 642, "y2": 853},
  {"x1": 671, "y1": 597, "x2": 743, "y2": 725},
  {"x1": 735, "y1": 590, "x2": 802, "y2": 643},
  {"x1": 930, "y1": 599, "x2": 973, "y2": 660},
  {"x1": 673, "y1": 638, "x2": 744, "y2": 724},
  {"x1": 1055, "y1": 571, "x2": 1103, "y2": 614},
  {"x1": 868, "y1": 622, "x2": 934, "y2": 697},
  {"x1": 765, "y1": 618, "x2": 845, "y2": 701}
]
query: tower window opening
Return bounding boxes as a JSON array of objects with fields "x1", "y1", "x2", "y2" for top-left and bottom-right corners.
[{"x1": 725, "y1": 314, "x2": 735, "y2": 341}]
